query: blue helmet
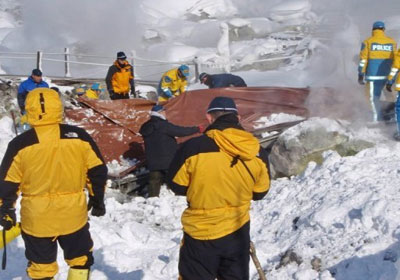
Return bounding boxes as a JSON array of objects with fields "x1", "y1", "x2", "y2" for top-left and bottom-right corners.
[
  {"x1": 178, "y1": 65, "x2": 190, "y2": 77},
  {"x1": 372, "y1": 21, "x2": 385, "y2": 30},
  {"x1": 91, "y1": 83, "x2": 102, "y2": 90}
]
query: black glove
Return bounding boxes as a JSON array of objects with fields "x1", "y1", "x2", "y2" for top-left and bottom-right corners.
[
  {"x1": 358, "y1": 74, "x2": 365, "y2": 85},
  {"x1": 386, "y1": 83, "x2": 393, "y2": 92},
  {"x1": 87, "y1": 196, "x2": 106, "y2": 217},
  {"x1": 0, "y1": 207, "x2": 16, "y2": 230},
  {"x1": 20, "y1": 107, "x2": 25, "y2": 115},
  {"x1": 108, "y1": 90, "x2": 115, "y2": 99}
]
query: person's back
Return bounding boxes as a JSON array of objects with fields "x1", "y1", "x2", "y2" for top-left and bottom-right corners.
[
  {"x1": 0, "y1": 88, "x2": 107, "y2": 279},
  {"x1": 359, "y1": 29, "x2": 396, "y2": 80},
  {"x1": 211, "y1": 73, "x2": 247, "y2": 88},
  {"x1": 358, "y1": 21, "x2": 397, "y2": 122},
  {"x1": 140, "y1": 105, "x2": 199, "y2": 196},
  {"x1": 167, "y1": 97, "x2": 269, "y2": 280}
]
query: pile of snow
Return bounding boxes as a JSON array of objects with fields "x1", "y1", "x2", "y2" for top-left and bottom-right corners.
[{"x1": 2, "y1": 118, "x2": 400, "y2": 279}]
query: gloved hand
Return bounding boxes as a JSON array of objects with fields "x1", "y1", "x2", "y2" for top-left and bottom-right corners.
[
  {"x1": 358, "y1": 74, "x2": 365, "y2": 85},
  {"x1": 386, "y1": 83, "x2": 393, "y2": 92},
  {"x1": 163, "y1": 89, "x2": 173, "y2": 98},
  {"x1": 87, "y1": 196, "x2": 106, "y2": 217},
  {"x1": 108, "y1": 90, "x2": 115, "y2": 99},
  {"x1": 0, "y1": 207, "x2": 16, "y2": 230},
  {"x1": 20, "y1": 107, "x2": 25, "y2": 115},
  {"x1": 198, "y1": 125, "x2": 206, "y2": 133}
]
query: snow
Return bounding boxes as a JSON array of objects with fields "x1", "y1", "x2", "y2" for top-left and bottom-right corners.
[{"x1": 1, "y1": 0, "x2": 400, "y2": 279}]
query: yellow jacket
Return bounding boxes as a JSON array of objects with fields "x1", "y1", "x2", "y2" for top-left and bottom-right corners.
[
  {"x1": 105, "y1": 60, "x2": 134, "y2": 94},
  {"x1": 0, "y1": 88, "x2": 107, "y2": 237},
  {"x1": 84, "y1": 89, "x2": 99, "y2": 99},
  {"x1": 388, "y1": 49, "x2": 400, "y2": 91},
  {"x1": 160, "y1": 68, "x2": 188, "y2": 96},
  {"x1": 358, "y1": 30, "x2": 397, "y2": 81},
  {"x1": 167, "y1": 114, "x2": 270, "y2": 240}
]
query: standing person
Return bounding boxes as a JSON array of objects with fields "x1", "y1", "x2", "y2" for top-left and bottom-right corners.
[
  {"x1": 0, "y1": 88, "x2": 108, "y2": 280},
  {"x1": 358, "y1": 21, "x2": 397, "y2": 122},
  {"x1": 386, "y1": 48, "x2": 400, "y2": 140},
  {"x1": 199, "y1": 72, "x2": 247, "y2": 88},
  {"x1": 17, "y1": 69, "x2": 49, "y2": 114},
  {"x1": 167, "y1": 97, "x2": 270, "y2": 280},
  {"x1": 105, "y1": 51, "x2": 136, "y2": 100},
  {"x1": 157, "y1": 65, "x2": 189, "y2": 103},
  {"x1": 139, "y1": 105, "x2": 202, "y2": 197}
]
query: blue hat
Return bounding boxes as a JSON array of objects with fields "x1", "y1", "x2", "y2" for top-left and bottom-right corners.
[
  {"x1": 207, "y1": 96, "x2": 237, "y2": 114},
  {"x1": 178, "y1": 65, "x2": 190, "y2": 77},
  {"x1": 151, "y1": 105, "x2": 164, "y2": 112},
  {"x1": 117, "y1": 51, "x2": 127, "y2": 59},
  {"x1": 373, "y1": 21, "x2": 385, "y2": 29},
  {"x1": 91, "y1": 83, "x2": 101, "y2": 90}
]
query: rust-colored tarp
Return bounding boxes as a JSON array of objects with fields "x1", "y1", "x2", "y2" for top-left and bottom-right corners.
[{"x1": 64, "y1": 87, "x2": 310, "y2": 175}]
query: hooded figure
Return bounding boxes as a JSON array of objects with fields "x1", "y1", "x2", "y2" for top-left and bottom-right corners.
[
  {"x1": 167, "y1": 96, "x2": 270, "y2": 280},
  {"x1": 0, "y1": 88, "x2": 108, "y2": 280}
]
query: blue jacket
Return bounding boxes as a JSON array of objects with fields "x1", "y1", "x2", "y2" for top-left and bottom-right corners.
[
  {"x1": 18, "y1": 76, "x2": 49, "y2": 110},
  {"x1": 207, "y1": 73, "x2": 247, "y2": 88}
]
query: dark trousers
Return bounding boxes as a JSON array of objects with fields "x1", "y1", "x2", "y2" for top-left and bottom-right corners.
[
  {"x1": 148, "y1": 170, "x2": 166, "y2": 197},
  {"x1": 110, "y1": 92, "x2": 129, "y2": 100},
  {"x1": 21, "y1": 223, "x2": 94, "y2": 279},
  {"x1": 179, "y1": 222, "x2": 250, "y2": 280}
]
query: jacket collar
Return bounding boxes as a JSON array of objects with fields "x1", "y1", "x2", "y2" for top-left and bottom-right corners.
[
  {"x1": 205, "y1": 113, "x2": 242, "y2": 132},
  {"x1": 150, "y1": 111, "x2": 166, "y2": 120}
]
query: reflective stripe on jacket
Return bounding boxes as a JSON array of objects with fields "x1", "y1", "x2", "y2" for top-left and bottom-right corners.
[
  {"x1": 388, "y1": 49, "x2": 400, "y2": 91},
  {"x1": 159, "y1": 68, "x2": 187, "y2": 97},
  {"x1": 358, "y1": 30, "x2": 397, "y2": 81}
]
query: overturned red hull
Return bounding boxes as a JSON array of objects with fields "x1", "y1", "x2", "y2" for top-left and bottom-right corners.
[{"x1": 64, "y1": 87, "x2": 309, "y2": 175}]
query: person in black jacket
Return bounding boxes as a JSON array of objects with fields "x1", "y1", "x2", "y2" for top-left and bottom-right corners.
[
  {"x1": 199, "y1": 72, "x2": 247, "y2": 89},
  {"x1": 139, "y1": 105, "x2": 203, "y2": 197}
]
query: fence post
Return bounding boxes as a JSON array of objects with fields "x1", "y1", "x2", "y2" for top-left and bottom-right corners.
[
  {"x1": 36, "y1": 51, "x2": 42, "y2": 71},
  {"x1": 131, "y1": 50, "x2": 136, "y2": 78},
  {"x1": 193, "y1": 56, "x2": 200, "y2": 83},
  {"x1": 64, "y1": 47, "x2": 71, "y2": 77}
]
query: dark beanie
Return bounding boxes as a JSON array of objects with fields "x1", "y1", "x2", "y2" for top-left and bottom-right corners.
[
  {"x1": 32, "y1": 69, "x2": 42, "y2": 76},
  {"x1": 207, "y1": 96, "x2": 237, "y2": 114},
  {"x1": 117, "y1": 51, "x2": 127, "y2": 59}
]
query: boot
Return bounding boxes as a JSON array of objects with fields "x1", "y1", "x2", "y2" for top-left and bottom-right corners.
[{"x1": 67, "y1": 268, "x2": 90, "y2": 280}]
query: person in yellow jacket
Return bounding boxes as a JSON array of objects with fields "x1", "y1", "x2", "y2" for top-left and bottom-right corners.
[
  {"x1": 358, "y1": 21, "x2": 397, "y2": 122},
  {"x1": 167, "y1": 96, "x2": 270, "y2": 280},
  {"x1": 157, "y1": 65, "x2": 189, "y2": 103},
  {"x1": 84, "y1": 83, "x2": 102, "y2": 99},
  {"x1": 386, "y1": 48, "x2": 400, "y2": 140},
  {"x1": 105, "y1": 51, "x2": 136, "y2": 100},
  {"x1": 0, "y1": 88, "x2": 108, "y2": 280}
]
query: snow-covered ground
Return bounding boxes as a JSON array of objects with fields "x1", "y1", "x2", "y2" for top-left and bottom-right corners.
[
  {"x1": 1, "y1": 0, "x2": 400, "y2": 279},
  {"x1": 2, "y1": 116, "x2": 400, "y2": 279}
]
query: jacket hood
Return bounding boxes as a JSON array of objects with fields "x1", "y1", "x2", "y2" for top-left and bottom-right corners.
[
  {"x1": 26, "y1": 88, "x2": 63, "y2": 126},
  {"x1": 206, "y1": 117, "x2": 259, "y2": 161}
]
